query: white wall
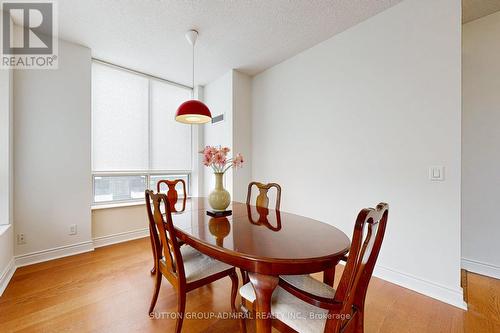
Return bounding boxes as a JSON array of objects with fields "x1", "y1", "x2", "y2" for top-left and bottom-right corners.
[
  {"x1": 190, "y1": 86, "x2": 205, "y2": 197},
  {"x1": 92, "y1": 205, "x2": 148, "y2": 240},
  {"x1": 0, "y1": 13, "x2": 14, "y2": 227},
  {"x1": 203, "y1": 71, "x2": 234, "y2": 196},
  {"x1": 0, "y1": 64, "x2": 13, "y2": 226},
  {"x1": 252, "y1": 0, "x2": 463, "y2": 307},
  {"x1": 202, "y1": 70, "x2": 252, "y2": 201},
  {"x1": 232, "y1": 71, "x2": 252, "y2": 202},
  {"x1": 0, "y1": 59, "x2": 15, "y2": 296},
  {"x1": 14, "y1": 39, "x2": 93, "y2": 258},
  {"x1": 462, "y1": 11, "x2": 500, "y2": 279},
  {"x1": 0, "y1": 225, "x2": 14, "y2": 296}
]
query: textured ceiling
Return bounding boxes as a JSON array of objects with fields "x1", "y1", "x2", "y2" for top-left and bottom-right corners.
[
  {"x1": 52, "y1": 0, "x2": 402, "y2": 86},
  {"x1": 463, "y1": 0, "x2": 500, "y2": 23}
]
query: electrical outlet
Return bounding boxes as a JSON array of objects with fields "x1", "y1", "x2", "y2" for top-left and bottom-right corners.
[
  {"x1": 69, "y1": 224, "x2": 77, "y2": 235},
  {"x1": 17, "y1": 233, "x2": 26, "y2": 245}
]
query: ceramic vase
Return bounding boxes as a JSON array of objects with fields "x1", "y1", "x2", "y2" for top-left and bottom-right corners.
[{"x1": 208, "y1": 172, "x2": 230, "y2": 211}]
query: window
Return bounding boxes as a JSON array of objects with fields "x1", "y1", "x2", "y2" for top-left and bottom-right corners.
[
  {"x1": 92, "y1": 63, "x2": 149, "y2": 171},
  {"x1": 93, "y1": 175, "x2": 147, "y2": 203},
  {"x1": 91, "y1": 61, "x2": 192, "y2": 205}
]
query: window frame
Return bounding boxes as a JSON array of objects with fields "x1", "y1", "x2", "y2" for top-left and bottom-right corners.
[
  {"x1": 91, "y1": 171, "x2": 191, "y2": 206},
  {"x1": 91, "y1": 59, "x2": 194, "y2": 207}
]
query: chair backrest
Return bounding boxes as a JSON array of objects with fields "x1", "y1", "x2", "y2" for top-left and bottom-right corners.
[
  {"x1": 145, "y1": 189, "x2": 186, "y2": 285},
  {"x1": 145, "y1": 190, "x2": 161, "y2": 273},
  {"x1": 326, "y1": 203, "x2": 389, "y2": 332},
  {"x1": 156, "y1": 179, "x2": 187, "y2": 212},
  {"x1": 246, "y1": 181, "x2": 282, "y2": 211}
]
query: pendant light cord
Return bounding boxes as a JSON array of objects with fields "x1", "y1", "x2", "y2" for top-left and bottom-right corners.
[{"x1": 192, "y1": 39, "x2": 195, "y2": 89}]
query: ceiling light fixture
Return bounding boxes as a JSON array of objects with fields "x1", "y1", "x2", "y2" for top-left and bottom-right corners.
[{"x1": 175, "y1": 29, "x2": 212, "y2": 124}]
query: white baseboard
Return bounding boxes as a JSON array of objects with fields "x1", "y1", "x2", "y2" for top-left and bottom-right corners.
[
  {"x1": 0, "y1": 258, "x2": 16, "y2": 297},
  {"x1": 373, "y1": 265, "x2": 467, "y2": 310},
  {"x1": 92, "y1": 228, "x2": 149, "y2": 248},
  {"x1": 15, "y1": 241, "x2": 95, "y2": 268},
  {"x1": 462, "y1": 258, "x2": 500, "y2": 280}
]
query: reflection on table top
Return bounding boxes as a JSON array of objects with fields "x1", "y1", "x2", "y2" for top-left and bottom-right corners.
[{"x1": 165, "y1": 197, "x2": 350, "y2": 262}]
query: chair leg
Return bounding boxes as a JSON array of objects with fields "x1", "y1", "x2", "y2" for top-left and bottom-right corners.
[
  {"x1": 239, "y1": 311, "x2": 248, "y2": 333},
  {"x1": 150, "y1": 245, "x2": 159, "y2": 275},
  {"x1": 240, "y1": 268, "x2": 249, "y2": 284},
  {"x1": 175, "y1": 292, "x2": 186, "y2": 333},
  {"x1": 229, "y1": 270, "x2": 239, "y2": 312},
  {"x1": 149, "y1": 270, "x2": 162, "y2": 314},
  {"x1": 355, "y1": 310, "x2": 364, "y2": 333}
]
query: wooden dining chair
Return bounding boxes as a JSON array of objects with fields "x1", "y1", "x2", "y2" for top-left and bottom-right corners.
[
  {"x1": 157, "y1": 178, "x2": 187, "y2": 213},
  {"x1": 246, "y1": 181, "x2": 282, "y2": 211},
  {"x1": 239, "y1": 203, "x2": 389, "y2": 333},
  {"x1": 146, "y1": 190, "x2": 238, "y2": 333},
  {"x1": 148, "y1": 178, "x2": 187, "y2": 275}
]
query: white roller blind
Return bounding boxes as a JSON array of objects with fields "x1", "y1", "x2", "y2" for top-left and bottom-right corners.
[
  {"x1": 150, "y1": 80, "x2": 192, "y2": 170},
  {"x1": 91, "y1": 62, "x2": 193, "y2": 176},
  {"x1": 92, "y1": 63, "x2": 149, "y2": 171}
]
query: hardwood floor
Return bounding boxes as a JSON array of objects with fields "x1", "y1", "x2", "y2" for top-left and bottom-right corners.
[{"x1": 0, "y1": 238, "x2": 498, "y2": 332}]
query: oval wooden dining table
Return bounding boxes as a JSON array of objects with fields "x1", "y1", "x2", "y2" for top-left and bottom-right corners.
[{"x1": 167, "y1": 197, "x2": 351, "y2": 333}]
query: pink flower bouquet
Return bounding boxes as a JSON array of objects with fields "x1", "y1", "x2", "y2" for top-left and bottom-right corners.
[{"x1": 201, "y1": 146, "x2": 244, "y2": 173}]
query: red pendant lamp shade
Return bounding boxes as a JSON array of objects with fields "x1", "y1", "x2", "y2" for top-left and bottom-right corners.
[
  {"x1": 175, "y1": 100, "x2": 212, "y2": 124},
  {"x1": 175, "y1": 30, "x2": 212, "y2": 125}
]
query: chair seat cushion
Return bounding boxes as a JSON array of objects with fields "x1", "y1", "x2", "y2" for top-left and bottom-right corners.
[
  {"x1": 161, "y1": 246, "x2": 232, "y2": 283},
  {"x1": 280, "y1": 274, "x2": 336, "y2": 298},
  {"x1": 239, "y1": 282, "x2": 328, "y2": 333}
]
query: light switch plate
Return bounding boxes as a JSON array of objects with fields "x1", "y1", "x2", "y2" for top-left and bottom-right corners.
[{"x1": 429, "y1": 166, "x2": 445, "y2": 181}]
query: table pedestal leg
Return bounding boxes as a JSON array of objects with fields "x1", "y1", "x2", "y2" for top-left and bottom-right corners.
[
  {"x1": 248, "y1": 272, "x2": 279, "y2": 333},
  {"x1": 323, "y1": 266, "x2": 336, "y2": 286}
]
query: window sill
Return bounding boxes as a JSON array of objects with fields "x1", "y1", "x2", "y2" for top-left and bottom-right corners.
[
  {"x1": 0, "y1": 224, "x2": 12, "y2": 237},
  {"x1": 91, "y1": 195, "x2": 192, "y2": 211},
  {"x1": 91, "y1": 201, "x2": 145, "y2": 211}
]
